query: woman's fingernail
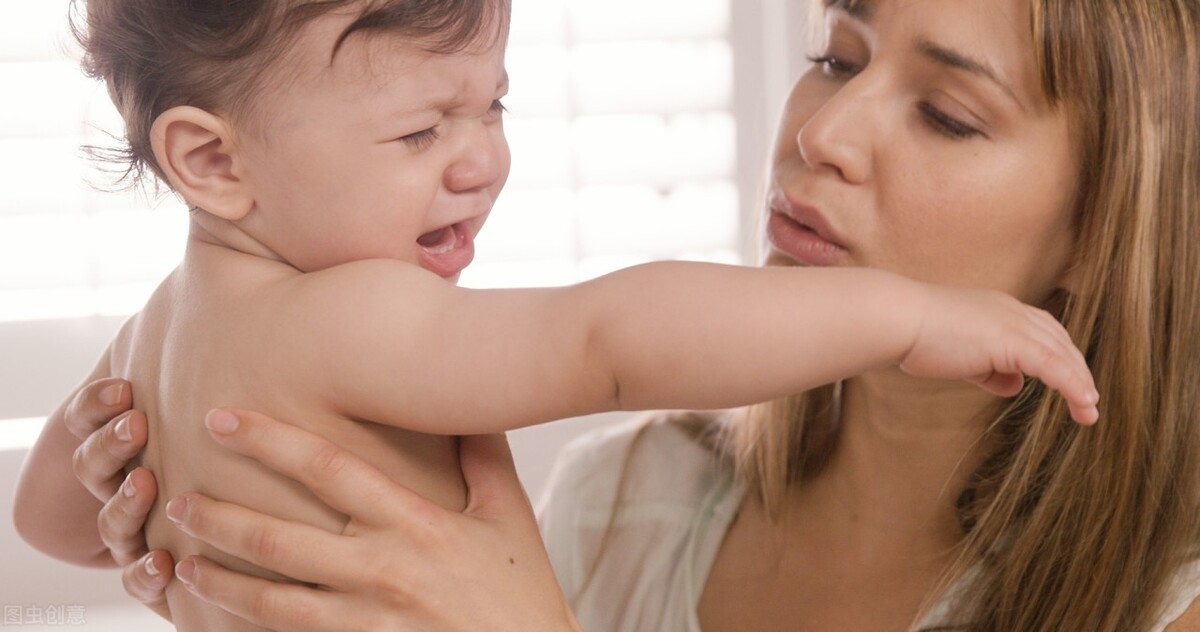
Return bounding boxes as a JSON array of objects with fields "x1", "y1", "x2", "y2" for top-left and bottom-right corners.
[
  {"x1": 176, "y1": 560, "x2": 196, "y2": 587},
  {"x1": 166, "y1": 497, "x2": 189, "y2": 525},
  {"x1": 144, "y1": 556, "x2": 160, "y2": 577},
  {"x1": 121, "y1": 475, "x2": 137, "y2": 498},
  {"x1": 100, "y1": 383, "x2": 124, "y2": 406},
  {"x1": 205, "y1": 409, "x2": 239, "y2": 435},
  {"x1": 114, "y1": 415, "x2": 132, "y2": 442}
]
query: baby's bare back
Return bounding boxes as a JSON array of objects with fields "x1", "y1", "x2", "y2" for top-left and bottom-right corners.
[{"x1": 108, "y1": 242, "x2": 466, "y2": 631}]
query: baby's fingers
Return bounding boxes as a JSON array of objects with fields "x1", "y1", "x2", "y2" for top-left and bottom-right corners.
[
  {"x1": 971, "y1": 371, "x2": 1025, "y2": 398},
  {"x1": 1068, "y1": 400, "x2": 1101, "y2": 426},
  {"x1": 1014, "y1": 339, "x2": 1100, "y2": 425}
]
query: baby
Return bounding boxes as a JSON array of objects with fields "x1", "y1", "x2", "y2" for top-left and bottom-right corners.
[{"x1": 13, "y1": 1, "x2": 1099, "y2": 630}]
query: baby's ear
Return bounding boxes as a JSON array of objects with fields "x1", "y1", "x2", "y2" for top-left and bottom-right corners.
[{"x1": 150, "y1": 106, "x2": 254, "y2": 221}]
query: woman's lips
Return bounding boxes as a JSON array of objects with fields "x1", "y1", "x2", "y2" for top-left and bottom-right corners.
[
  {"x1": 416, "y1": 222, "x2": 475, "y2": 278},
  {"x1": 766, "y1": 211, "x2": 850, "y2": 266}
]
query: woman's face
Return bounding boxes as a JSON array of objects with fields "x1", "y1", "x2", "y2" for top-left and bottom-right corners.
[{"x1": 765, "y1": 0, "x2": 1079, "y2": 305}]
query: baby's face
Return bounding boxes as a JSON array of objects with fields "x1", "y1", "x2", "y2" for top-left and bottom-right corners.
[{"x1": 232, "y1": 10, "x2": 511, "y2": 281}]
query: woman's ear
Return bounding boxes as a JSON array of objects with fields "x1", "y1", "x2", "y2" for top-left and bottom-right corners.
[{"x1": 150, "y1": 106, "x2": 254, "y2": 221}]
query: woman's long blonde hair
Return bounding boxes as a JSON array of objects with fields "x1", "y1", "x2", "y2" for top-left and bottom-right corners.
[{"x1": 720, "y1": 1, "x2": 1200, "y2": 629}]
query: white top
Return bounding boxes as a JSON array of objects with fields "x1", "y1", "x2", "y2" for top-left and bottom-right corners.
[{"x1": 537, "y1": 416, "x2": 1200, "y2": 631}]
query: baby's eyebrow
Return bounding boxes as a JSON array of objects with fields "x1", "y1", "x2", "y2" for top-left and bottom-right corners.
[{"x1": 915, "y1": 38, "x2": 1025, "y2": 110}]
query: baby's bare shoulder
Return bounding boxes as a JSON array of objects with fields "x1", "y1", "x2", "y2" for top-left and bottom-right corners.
[{"x1": 277, "y1": 259, "x2": 453, "y2": 323}]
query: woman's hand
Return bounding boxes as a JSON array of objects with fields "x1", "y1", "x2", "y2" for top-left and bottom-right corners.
[
  {"x1": 167, "y1": 408, "x2": 581, "y2": 632},
  {"x1": 66, "y1": 378, "x2": 175, "y2": 619}
]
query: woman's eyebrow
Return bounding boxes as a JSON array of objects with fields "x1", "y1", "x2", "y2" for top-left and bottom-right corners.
[
  {"x1": 915, "y1": 38, "x2": 1023, "y2": 108},
  {"x1": 826, "y1": 0, "x2": 874, "y2": 22}
]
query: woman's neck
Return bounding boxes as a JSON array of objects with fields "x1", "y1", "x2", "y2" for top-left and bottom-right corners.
[{"x1": 797, "y1": 370, "x2": 998, "y2": 554}]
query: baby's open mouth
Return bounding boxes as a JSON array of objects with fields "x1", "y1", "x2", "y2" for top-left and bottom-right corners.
[
  {"x1": 417, "y1": 225, "x2": 457, "y2": 253},
  {"x1": 416, "y1": 222, "x2": 475, "y2": 278}
]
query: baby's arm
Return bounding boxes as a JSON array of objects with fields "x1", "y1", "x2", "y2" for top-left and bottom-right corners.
[
  {"x1": 272, "y1": 259, "x2": 1097, "y2": 434},
  {"x1": 12, "y1": 346, "x2": 124, "y2": 567}
]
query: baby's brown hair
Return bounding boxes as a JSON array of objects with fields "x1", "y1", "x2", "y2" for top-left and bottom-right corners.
[{"x1": 70, "y1": 0, "x2": 510, "y2": 190}]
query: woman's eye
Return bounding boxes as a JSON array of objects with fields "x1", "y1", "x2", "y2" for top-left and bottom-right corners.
[
  {"x1": 807, "y1": 54, "x2": 860, "y2": 78},
  {"x1": 917, "y1": 102, "x2": 983, "y2": 140},
  {"x1": 399, "y1": 127, "x2": 440, "y2": 150}
]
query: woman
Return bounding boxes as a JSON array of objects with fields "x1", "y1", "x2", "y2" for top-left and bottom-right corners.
[{"x1": 61, "y1": 0, "x2": 1200, "y2": 629}]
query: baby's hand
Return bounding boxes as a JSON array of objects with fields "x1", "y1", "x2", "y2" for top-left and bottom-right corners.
[{"x1": 899, "y1": 285, "x2": 1100, "y2": 425}]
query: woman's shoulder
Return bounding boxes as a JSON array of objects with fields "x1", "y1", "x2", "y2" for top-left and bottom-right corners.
[
  {"x1": 1157, "y1": 557, "x2": 1200, "y2": 631},
  {"x1": 538, "y1": 411, "x2": 729, "y2": 513},
  {"x1": 558, "y1": 410, "x2": 720, "y2": 463},
  {"x1": 925, "y1": 556, "x2": 1200, "y2": 631},
  {"x1": 536, "y1": 411, "x2": 743, "y2": 619}
]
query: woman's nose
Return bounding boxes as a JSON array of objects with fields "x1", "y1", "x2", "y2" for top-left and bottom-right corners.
[
  {"x1": 795, "y1": 81, "x2": 876, "y2": 184},
  {"x1": 444, "y1": 129, "x2": 509, "y2": 193}
]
